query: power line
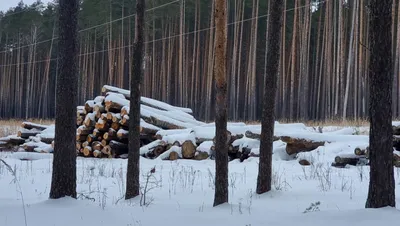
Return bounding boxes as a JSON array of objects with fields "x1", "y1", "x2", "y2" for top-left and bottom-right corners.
[
  {"x1": 0, "y1": 0, "x2": 329, "y2": 68},
  {"x1": 0, "y1": 0, "x2": 180, "y2": 55}
]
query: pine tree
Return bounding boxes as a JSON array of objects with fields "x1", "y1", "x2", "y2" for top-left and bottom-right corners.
[
  {"x1": 256, "y1": 0, "x2": 284, "y2": 194},
  {"x1": 49, "y1": 0, "x2": 79, "y2": 199},
  {"x1": 213, "y1": 0, "x2": 228, "y2": 207},
  {"x1": 125, "y1": 0, "x2": 145, "y2": 199},
  {"x1": 365, "y1": 0, "x2": 396, "y2": 208}
]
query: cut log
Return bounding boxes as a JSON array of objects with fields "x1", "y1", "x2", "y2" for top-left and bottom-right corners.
[
  {"x1": 298, "y1": 159, "x2": 311, "y2": 166},
  {"x1": 92, "y1": 141, "x2": 103, "y2": 151},
  {"x1": 393, "y1": 125, "x2": 400, "y2": 135},
  {"x1": 112, "y1": 113, "x2": 122, "y2": 123},
  {"x1": 169, "y1": 151, "x2": 179, "y2": 160},
  {"x1": 153, "y1": 145, "x2": 167, "y2": 157},
  {"x1": 109, "y1": 140, "x2": 129, "y2": 157},
  {"x1": 40, "y1": 137, "x2": 53, "y2": 144},
  {"x1": 93, "y1": 104, "x2": 106, "y2": 114},
  {"x1": 103, "y1": 129, "x2": 117, "y2": 142},
  {"x1": 76, "y1": 142, "x2": 82, "y2": 150},
  {"x1": 111, "y1": 122, "x2": 121, "y2": 131},
  {"x1": 77, "y1": 126, "x2": 94, "y2": 136},
  {"x1": 101, "y1": 145, "x2": 112, "y2": 156},
  {"x1": 95, "y1": 119, "x2": 110, "y2": 132},
  {"x1": 77, "y1": 106, "x2": 85, "y2": 116},
  {"x1": 245, "y1": 130, "x2": 280, "y2": 141},
  {"x1": 101, "y1": 139, "x2": 109, "y2": 147},
  {"x1": 117, "y1": 129, "x2": 129, "y2": 140},
  {"x1": 87, "y1": 134, "x2": 99, "y2": 143},
  {"x1": 354, "y1": 147, "x2": 366, "y2": 156},
  {"x1": 76, "y1": 134, "x2": 88, "y2": 142},
  {"x1": 102, "y1": 85, "x2": 193, "y2": 114},
  {"x1": 194, "y1": 151, "x2": 209, "y2": 160},
  {"x1": 23, "y1": 143, "x2": 39, "y2": 152},
  {"x1": 77, "y1": 115, "x2": 84, "y2": 126},
  {"x1": 84, "y1": 113, "x2": 96, "y2": 127},
  {"x1": 83, "y1": 146, "x2": 93, "y2": 157},
  {"x1": 181, "y1": 140, "x2": 196, "y2": 159},
  {"x1": 105, "y1": 100, "x2": 125, "y2": 113},
  {"x1": 85, "y1": 100, "x2": 95, "y2": 113},
  {"x1": 334, "y1": 155, "x2": 366, "y2": 166},
  {"x1": 100, "y1": 113, "x2": 108, "y2": 122},
  {"x1": 82, "y1": 141, "x2": 90, "y2": 148},
  {"x1": 121, "y1": 106, "x2": 129, "y2": 117},
  {"x1": 18, "y1": 130, "x2": 41, "y2": 139},
  {"x1": 21, "y1": 122, "x2": 48, "y2": 131},
  {"x1": 92, "y1": 129, "x2": 104, "y2": 138},
  {"x1": 93, "y1": 150, "x2": 103, "y2": 158},
  {"x1": 120, "y1": 116, "x2": 129, "y2": 127},
  {"x1": 281, "y1": 136, "x2": 325, "y2": 155}
]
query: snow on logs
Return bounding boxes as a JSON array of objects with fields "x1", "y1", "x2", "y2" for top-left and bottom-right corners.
[{"x1": 6, "y1": 84, "x2": 400, "y2": 166}]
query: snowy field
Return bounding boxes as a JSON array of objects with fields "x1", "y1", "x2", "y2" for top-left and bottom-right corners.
[{"x1": 1, "y1": 123, "x2": 400, "y2": 226}]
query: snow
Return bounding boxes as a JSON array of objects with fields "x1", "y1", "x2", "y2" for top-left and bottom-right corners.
[
  {"x1": 2, "y1": 122, "x2": 400, "y2": 226},
  {"x1": 196, "y1": 141, "x2": 214, "y2": 154},
  {"x1": 139, "y1": 140, "x2": 166, "y2": 155},
  {"x1": 157, "y1": 145, "x2": 182, "y2": 160},
  {"x1": 38, "y1": 125, "x2": 55, "y2": 139},
  {"x1": 140, "y1": 119, "x2": 162, "y2": 131},
  {"x1": 94, "y1": 96, "x2": 105, "y2": 104},
  {"x1": 161, "y1": 132, "x2": 197, "y2": 145},
  {"x1": 106, "y1": 94, "x2": 197, "y2": 129},
  {"x1": 103, "y1": 85, "x2": 193, "y2": 114}
]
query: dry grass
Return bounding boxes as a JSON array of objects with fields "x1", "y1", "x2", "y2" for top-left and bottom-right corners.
[{"x1": 0, "y1": 119, "x2": 54, "y2": 137}]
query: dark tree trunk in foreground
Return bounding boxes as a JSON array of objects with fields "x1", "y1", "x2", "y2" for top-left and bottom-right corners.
[
  {"x1": 49, "y1": 0, "x2": 79, "y2": 199},
  {"x1": 256, "y1": 0, "x2": 284, "y2": 194},
  {"x1": 213, "y1": 0, "x2": 228, "y2": 207},
  {"x1": 125, "y1": 0, "x2": 145, "y2": 199},
  {"x1": 366, "y1": 0, "x2": 396, "y2": 208}
]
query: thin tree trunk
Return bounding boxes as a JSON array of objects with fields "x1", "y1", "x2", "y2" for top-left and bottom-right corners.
[
  {"x1": 213, "y1": 0, "x2": 228, "y2": 207},
  {"x1": 50, "y1": 0, "x2": 79, "y2": 199},
  {"x1": 126, "y1": 0, "x2": 145, "y2": 200},
  {"x1": 256, "y1": 0, "x2": 284, "y2": 194}
]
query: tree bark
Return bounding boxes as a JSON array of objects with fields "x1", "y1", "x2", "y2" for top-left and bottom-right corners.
[
  {"x1": 366, "y1": 0, "x2": 396, "y2": 208},
  {"x1": 256, "y1": 0, "x2": 284, "y2": 194},
  {"x1": 126, "y1": 0, "x2": 145, "y2": 200},
  {"x1": 213, "y1": 0, "x2": 228, "y2": 207},
  {"x1": 49, "y1": 0, "x2": 79, "y2": 199}
]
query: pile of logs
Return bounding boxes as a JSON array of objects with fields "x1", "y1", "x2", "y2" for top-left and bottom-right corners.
[
  {"x1": 0, "y1": 122, "x2": 54, "y2": 152},
  {"x1": 75, "y1": 85, "x2": 208, "y2": 159},
  {"x1": 0, "y1": 85, "x2": 264, "y2": 161},
  {"x1": 5, "y1": 86, "x2": 400, "y2": 166}
]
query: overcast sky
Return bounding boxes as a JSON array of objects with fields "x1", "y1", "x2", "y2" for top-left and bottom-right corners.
[{"x1": 1, "y1": 0, "x2": 52, "y2": 12}]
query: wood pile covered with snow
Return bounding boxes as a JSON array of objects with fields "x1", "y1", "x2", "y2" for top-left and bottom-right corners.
[{"x1": 3, "y1": 85, "x2": 400, "y2": 167}]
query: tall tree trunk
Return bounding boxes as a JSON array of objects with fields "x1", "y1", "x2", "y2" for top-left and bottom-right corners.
[
  {"x1": 366, "y1": 0, "x2": 396, "y2": 208},
  {"x1": 50, "y1": 0, "x2": 79, "y2": 199},
  {"x1": 256, "y1": 0, "x2": 284, "y2": 194},
  {"x1": 126, "y1": 0, "x2": 145, "y2": 200},
  {"x1": 213, "y1": 0, "x2": 228, "y2": 207}
]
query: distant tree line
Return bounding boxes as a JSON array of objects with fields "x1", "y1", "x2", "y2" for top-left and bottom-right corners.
[{"x1": 1, "y1": 0, "x2": 400, "y2": 122}]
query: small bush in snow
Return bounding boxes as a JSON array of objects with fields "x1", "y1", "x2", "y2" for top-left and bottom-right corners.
[{"x1": 303, "y1": 201, "x2": 321, "y2": 213}]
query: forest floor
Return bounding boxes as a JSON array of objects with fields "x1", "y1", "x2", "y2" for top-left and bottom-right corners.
[{"x1": 1, "y1": 122, "x2": 400, "y2": 226}]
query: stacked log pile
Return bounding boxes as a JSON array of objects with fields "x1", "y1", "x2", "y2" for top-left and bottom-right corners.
[
  {"x1": 0, "y1": 85, "x2": 259, "y2": 161},
  {"x1": 74, "y1": 85, "x2": 206, "y2": 158},
  {"x1": 0, "y1": 122, "x2": 54, "y2": 152}
]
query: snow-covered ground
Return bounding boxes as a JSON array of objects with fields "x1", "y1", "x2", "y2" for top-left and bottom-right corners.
[{"x1": 1, "y1": 123, "x2": 400, "y2": 226}]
